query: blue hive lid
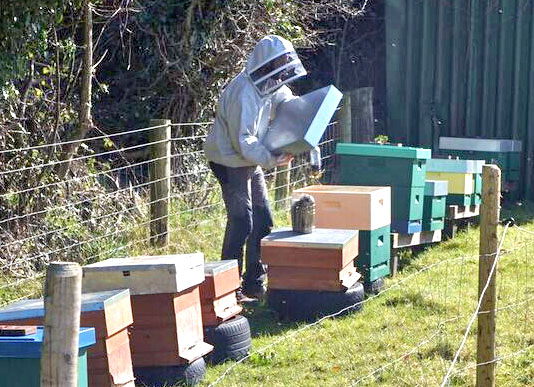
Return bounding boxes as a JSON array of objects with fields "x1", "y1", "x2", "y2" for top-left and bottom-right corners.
[
  {"x1": 0, "y1": 327, "x2": 95, "y2": 358},
  {"x1": 0, "y1": 289, "x2": 130, "y2": 322}
]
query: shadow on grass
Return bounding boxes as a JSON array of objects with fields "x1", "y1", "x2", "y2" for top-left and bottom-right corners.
[
  {"x1": 240, "y1": 300, "x2": 300, "y2": 338},
  {"x1": 502, "y1": 200, "x2": 534, "y2": 225},
  {"x1": 383, "y1": 291, "x2": 448, "y2": 314}
]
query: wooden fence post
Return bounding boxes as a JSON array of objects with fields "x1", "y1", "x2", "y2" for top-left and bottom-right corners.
[
  {"x1": 274, "y1": 163, "x2": 291, "y2": 210},
  {"x1": 149, "y1": 119, "x2": 171, "y2": 247},
  {"x1": 340, "y1": 91, "x2": 352, "y2": 143},
  {"x1": 353, "y1": 87, "x2": 374, "y2": 143},
  {"x1": 40, "y1": 262, "x2": 82, "y2": 387},
  {"x1": 476, "y1": 164, "x2": 501, "y2": 387}
]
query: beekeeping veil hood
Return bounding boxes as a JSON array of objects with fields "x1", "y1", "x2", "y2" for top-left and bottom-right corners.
[{"x1": 246, "y1": 35, "x2": 307, "y2": 96}]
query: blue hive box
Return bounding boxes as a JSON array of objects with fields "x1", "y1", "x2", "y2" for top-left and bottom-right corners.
[{"x1": 0, "y1": 326, "x2": 95, "y2": 387}]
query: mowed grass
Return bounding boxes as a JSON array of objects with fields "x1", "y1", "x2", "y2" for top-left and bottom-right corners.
[
  {"x1": 1, "y1": 197, "x2": 533, "y2": 386},
  {"x1": 201, "y1": 202, "x2": 534, "y2": 386}
]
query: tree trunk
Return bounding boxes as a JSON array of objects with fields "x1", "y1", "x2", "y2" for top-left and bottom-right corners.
[{"x1": 56, "y1": 0, "x2": 93, "y2": 179}]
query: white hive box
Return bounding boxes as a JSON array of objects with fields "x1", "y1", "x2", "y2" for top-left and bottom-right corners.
[
  {"x1": 82, "y1": 253, "x2": 205, "y2": 295},
  {"x1": 439, "y1": 137, "x2": 522, "y2": 152},
  {"x1": 292, "y1": 185, "x2": 391, "y2": 231}
]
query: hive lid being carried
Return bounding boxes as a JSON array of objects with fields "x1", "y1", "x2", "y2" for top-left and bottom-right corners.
[
  {"x1": 82, "y1": 254, "x2": 204, "y2": 295},
  {"x1": 439, "y1": 137, "x2": 522, "y2": 152},
  {"x1": 427, "y1": 158, "x2": 485, "y2": 174},
  {"x1": 424, "y1": 180, "x2": 449, "y2": 197},
  {"x1": 0, "y1": 327, "x2": 95, "y2": 358},
  {"x1": 0, "y1": 289, "x2": 130, "y2": 322},
  {"x1": 262, "y1": 85, "x2": 342, "y2": 155},
  {"x1": 336, "y1": 143, "x2": 431, "y2": 159}
]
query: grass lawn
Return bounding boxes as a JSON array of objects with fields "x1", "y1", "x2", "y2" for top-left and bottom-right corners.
[
  {"x1": 202, "y1": 202, "x2": 534, "y2": 386},
  {"x1": 1, "y1": 200, "x2": 533, "y2": 386}
]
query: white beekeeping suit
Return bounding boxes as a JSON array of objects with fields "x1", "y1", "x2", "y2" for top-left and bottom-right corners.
[{"x1": 204, "y1": 35, "x2": 307, "y2": 168}]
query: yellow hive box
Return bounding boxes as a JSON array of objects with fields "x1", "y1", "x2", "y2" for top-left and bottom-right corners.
[
  {"x1": 426, "y1": 172, "x2": 474, "y2": 194},
  {"x1": 292, "y1": 185, "x2": 391, "y2": 231}
]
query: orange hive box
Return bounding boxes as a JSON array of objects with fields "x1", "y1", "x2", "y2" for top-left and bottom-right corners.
[
  {"x1": 200, "y1": 260, "x2": 242, "y2": 327},
  {"x1": 82, "y1": 254, "x2": 213, "y2": 367},
  {"x1": 0, "y1": 289, "x2": 135, "y2": 387},
  {"x1": 261, "y1": 228, "x2": 360, "y2": 291},
  {"x1": 292, "y1": 185, "x2": 391, "y2": 231}
]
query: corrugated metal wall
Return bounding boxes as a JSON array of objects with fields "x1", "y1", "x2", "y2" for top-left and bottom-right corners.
[{"x1": 386, "y1": 0, "x2": 534, "y2": 199}]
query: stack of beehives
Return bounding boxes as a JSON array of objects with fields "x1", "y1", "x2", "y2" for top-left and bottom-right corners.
[
  {"x1": 82, "y1": 254, "x2": 212, "y2": 386},
  {"x1": 0, "y1": 289, "x2": 135, "y2": 387},
  {"x1": 262, "y1": 225, "x2": 364, "y2": 321},
  {"x1": 426, "y1": 158, "x2": 485, "y2": 208},
  {"x1": 336, "y1": 143, "x2": 431, "y2": 234},
  {"x1": 292, "y1": 185, "x2": 391, "y2": 291}
]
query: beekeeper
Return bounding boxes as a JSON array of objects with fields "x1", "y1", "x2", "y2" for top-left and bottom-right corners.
[{"x1": 204, "y1": 35, "x2": 307, "y2": 300}]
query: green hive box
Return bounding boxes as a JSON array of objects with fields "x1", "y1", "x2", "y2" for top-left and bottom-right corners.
[
  {"x1": 423, "y1": 196, "x2": 446, "y2": 219},
  {"x1": 337, "y1": 143, "x2": 431, "y2": 188},
  {"x1": 423, "y1": 218, "x2": 445, "y2": 231},
  {"x1": 470, "y1": 173, "x2": 482, "y2": 205},
  {"x1": 0, "y1": 327, "x2": 95, "y2": 387},
  {"x1": 392, "y1": 187, "x2": 424, "y2": 221},
  {"x1": 423, "y1": 180, "x2": 448, "y2": 219},
  {"x1": 447, "y1": 194, "x2": 471, "y2": 206},
  {"x1": 357, "y1": 225, "x2": 391, "y2": 283}
]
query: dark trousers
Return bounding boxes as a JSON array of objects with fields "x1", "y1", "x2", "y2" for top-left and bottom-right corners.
[{"x1": 209, "y1": 162, "x2": 273, "y2": 292}]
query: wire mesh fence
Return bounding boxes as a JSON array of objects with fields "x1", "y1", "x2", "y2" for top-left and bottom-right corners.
[
  {"x1": 1, "y1": 117, "x2": 533, "y2": 386},
  {"x1": 204, "y1": 224, "x2": 534, "y2": 386},
  {"x1": 0, "y1": 119, "x2": 340, "y2": 299}
]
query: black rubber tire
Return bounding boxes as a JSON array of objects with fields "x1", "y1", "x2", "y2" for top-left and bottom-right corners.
[
  {"x1": 134, "y1": 357, "x2": 205, "y2": 386},
  {"x1": 204, "y1": 315, "x2": 251, "y2": 364},
  {"x1": 268, "y1": 281, "x2": 365, "y2": 322},
  {"x1": 364, "y1": 277, "x2": 385, "y2": 295}
]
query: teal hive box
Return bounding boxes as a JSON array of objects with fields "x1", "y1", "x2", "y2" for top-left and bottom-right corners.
[
  {"x1": 392, "y1": 186, "x2": 424, "y2": 221},
  {"x1": 426, "y1": 159, "x2": 485, "y2": 174},
  {"x1": 0, "y1": 326, "x2": 95, "y2": 387},
  {"x1": 473, "y1": 173, "x2": 482, "y2": 194},
  {"x1": 470, "y1": 173, "x2": 483, "y2": 205},
  {"x1": 422, "y1": 218, "x2": 445, "y2": 231},
  {"x1": 423, "y1": 196, "x2": 446, "y2": 219},
  {"x1": 357, "y1": 225, "x2": 391, "y2": 283},
  {"x1": 423, "y1": 181, "x2": 448, "y2": 220},
  {"x1": 447, "y1": 194, "x2": 471, "y2": 206},
  {"x1": 337, "y1": 143, "x2": 431, "y2": 188},
  {"x1": 441, "y1": 150, "x2": 520, "y2": 173},
  {"x1": 471, "y1": 193, "x2": 482, "y2": 206}
]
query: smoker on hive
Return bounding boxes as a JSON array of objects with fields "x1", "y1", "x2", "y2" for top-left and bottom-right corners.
[{"x1": 204, "y1": 35, "x2": 307, "y2": 300}]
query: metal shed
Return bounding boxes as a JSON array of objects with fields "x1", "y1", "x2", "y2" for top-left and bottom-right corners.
[{"x1": 385, "y1": 0, "x2": 534, "y2": 198}]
